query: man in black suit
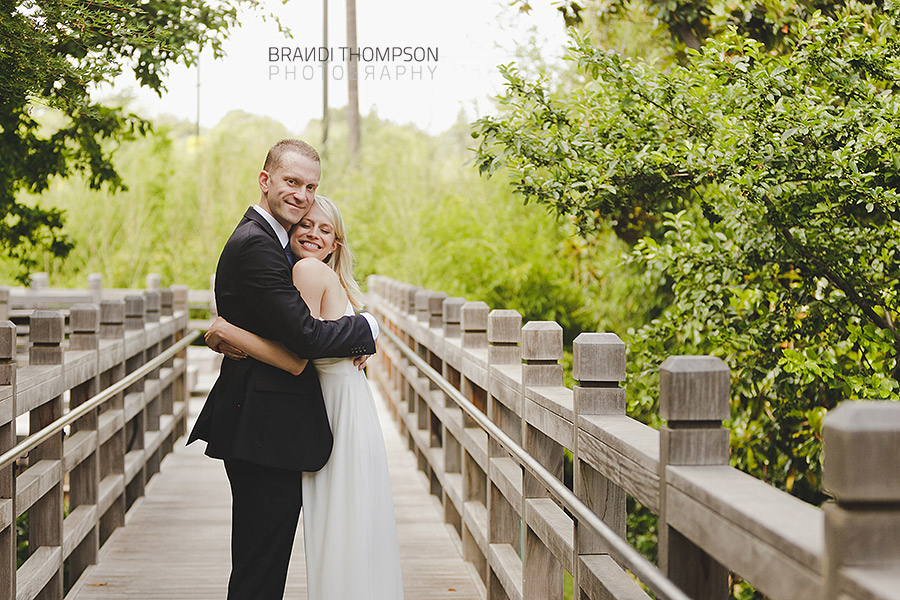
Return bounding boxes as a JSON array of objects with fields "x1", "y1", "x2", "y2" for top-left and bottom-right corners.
[{"x1": 187, "y1": 139, "x2": 377, "y2": 600}]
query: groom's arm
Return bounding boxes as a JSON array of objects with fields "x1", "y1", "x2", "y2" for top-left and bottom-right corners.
[{"x1": 223, "y1": 228, "x2": 375, "y2": 359}]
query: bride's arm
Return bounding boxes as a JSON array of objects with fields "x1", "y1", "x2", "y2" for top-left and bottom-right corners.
[{"x1": 205, "y1": 317, "x2": 308, "y2": 376}]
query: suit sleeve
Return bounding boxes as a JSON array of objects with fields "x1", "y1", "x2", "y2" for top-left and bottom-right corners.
[{"x1": 223, "y1": 228, "x2": 375, "y2": 359}]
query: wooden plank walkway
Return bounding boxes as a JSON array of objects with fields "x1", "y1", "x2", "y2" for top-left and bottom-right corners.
[{"x1": 67, "y1": 349, "x2": 480, "y2": 599}]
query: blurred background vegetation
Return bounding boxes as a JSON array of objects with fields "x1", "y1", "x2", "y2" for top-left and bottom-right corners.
[{"x1": 4, "y1": 1, "x2": 900, "y2": 597}]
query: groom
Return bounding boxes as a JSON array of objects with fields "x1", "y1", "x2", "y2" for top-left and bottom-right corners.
[{"x1": 187, "y1": 139, "x2": 377, "y2": 600}]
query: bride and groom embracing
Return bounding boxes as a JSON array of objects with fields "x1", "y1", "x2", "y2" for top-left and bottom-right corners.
[{"x1": 187, "y1": 139, "x2": 403, "y2": 600}]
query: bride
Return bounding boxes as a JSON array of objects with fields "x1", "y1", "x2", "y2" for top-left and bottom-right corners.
[{"x1": 205, "y1": 196, "x2": 404, "y2": 600}]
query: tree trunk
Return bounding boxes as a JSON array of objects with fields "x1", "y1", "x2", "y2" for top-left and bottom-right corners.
[
  {"x1": 322, "y1": 0, "x2": 329, "y2": 156},
  {"x1": 346, "y1": 0, "x2": 360, "y2": 165}
]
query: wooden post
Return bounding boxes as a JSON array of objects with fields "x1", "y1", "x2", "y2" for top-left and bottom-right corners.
[
  {"x1": 87, "y1": 273, "x2": 103, "y2": 305},
  {"x1": 171, "y1": 285, "x2": 188, "y2": 316},
  {"x1": 170, "y1": 285, "x2": 189, "y2": 438},
  {"x1": 28, "y1": 310, "x2": 65, "y2": 599},
  {"x1": 488, "y1": 310, "x2": 521, "y2": 366},
  {"x1": 29, "y1": 310, "x2": 64, "y2": 366},
  {"x1": 415, "y1": 289, "x2": 431, "y2": 324},
  {"x1": 521, "y1": 321, "x2": 564, "y2": 600},
  {"x1": 29, "y1": 272, "x2": 49, "y2": 290},
  {"x1": 658, "y1": 356, "x2": 730, "y2": 600},
  {"x1": 125, "y1": 295, "x2": 146, "y2": 332},
  {"x1": 67, "y1": 305, "x2": 101, "y2": 584},
  {"x1": 123, "y1": 296, "x2": 147, "y2": 504},
  {"x1": 0, "y1": 322, "x2": 16, "y2": 600},
  {"x1": 461, "y1": 302, "x2": 489, "y2": 350},
  {"x1": 403, "y1": 285, "x2": 418, "y2": 317},
  {"x1": 145, "y1": 273, "x2": 161, "y2": 291},
  {"x1": 143, "y1": 290, "x2": 160, "y2": 324},
  {"x1": 573, "y1": 333, "x2": 628, "y2": 596},
  {"x1": 427, "y1": 292, "x2": 448, "y2": 328},
  {"x1": 160, "y1": 288, "x2": 174, "y2": 318},
  {"x1": 486, "y1": 310, "x2": 522, "y2": 600},
  {"x1": 822, "y1": 401, "x2": 900, "y2": 600},
  {"x1": 442, "y1": 298, "x2": 466, "y2": 339},
  {"x1": 0, "y1": 288, "x2": 8, "y2": 322},
  {"x1": 209, "y1": 274, "x2": 217, "y2": 319},
  {"x1": 69, "y1": 304, "x2": 100, "y2": 351},
  {"x1": 100, "y1": 299, "x2": 125, "y2": 341},
  {"x1": 99, "y1": 300, "x2": 126, "y2": 542}
]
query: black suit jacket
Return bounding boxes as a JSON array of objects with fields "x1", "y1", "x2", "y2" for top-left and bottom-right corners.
[{"x1": 187, "y1": 208, "x2": 375, "y2": 471}]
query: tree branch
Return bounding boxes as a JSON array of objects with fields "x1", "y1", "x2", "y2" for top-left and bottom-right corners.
[{"x1": 758, "y1": 194, "x2": 895, "y2": 335}]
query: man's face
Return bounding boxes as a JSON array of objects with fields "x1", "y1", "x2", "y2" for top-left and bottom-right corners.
[{"x1": 258, "y1": 152, "x2": 321, "y2": 230}]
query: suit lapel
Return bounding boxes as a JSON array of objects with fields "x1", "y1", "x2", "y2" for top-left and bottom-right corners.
[{"x1": 242, "y1": 207, "x2": 292, "y2": 267}]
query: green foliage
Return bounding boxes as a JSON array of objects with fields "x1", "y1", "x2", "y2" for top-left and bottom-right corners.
[
  {"x1": 1, "y1": 109, "x2": 648, "y2": 352},
  {"x1": 0, "y1": 0, "x2": 271, "y2": 281},
  {"x1": 473, "y1": 6, "x2": 900, "y2": 498},
  {"x1": 516, "y1": 0, "x2": 883, "y2": 57}
]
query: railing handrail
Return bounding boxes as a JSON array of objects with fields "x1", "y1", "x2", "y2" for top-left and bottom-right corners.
[
  {"x1": 378, "y1": 322, "x2": 691, "y2": 600},
  {"x1": 0, "y1": 329, "x2": 200, "y2": 472}
]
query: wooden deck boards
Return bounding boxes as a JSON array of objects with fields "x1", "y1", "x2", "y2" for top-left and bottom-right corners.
[{"x1": 67, "y1": 358, "x2": 480, "y2": 599}]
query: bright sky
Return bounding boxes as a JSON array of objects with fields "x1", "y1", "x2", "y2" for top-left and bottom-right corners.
[{"x1": 103, "y1": 0, "x2": 571, "y2": 135}]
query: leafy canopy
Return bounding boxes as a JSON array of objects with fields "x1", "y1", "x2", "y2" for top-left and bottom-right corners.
[{"x1": 0, "y1": 0, "x2": 269, "y2": 280}]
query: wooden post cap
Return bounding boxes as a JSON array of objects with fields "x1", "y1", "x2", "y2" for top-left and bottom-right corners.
[
  {"x1": 573, "y1": 333, "x2": 625, "y2": 383},
  {"x1": 404, "y1": 285, "x2": 419, "y2": 315},
  {"x1": 125, "y1": 295, "x2": 145, "y2": 330},
  {"x1": 488, "y1": 310, "x2": 522, "y2": 344},
  {"x1": 522, "y1": 321, "x2": 563, "y2": 361},
  {"x1": 125, "y1": 295, "x2": 145, "y2": 316},
  {"x1": 415, "y1": 289, "x2": 431, "y2": 322},
  {"x1": 171, "y1": 285, "x2": 188, "y2": 312},
  {"x1": 100, "y1": 299, "x2": 125, "y2": 324},
  {"x1": 0, "y1": 287, "x2": 7, "y2": 321},
  {"x1": 144, "y1": 290, "x2": 161, "y2": 322},
  {"x1": 69, "y1": 304, "x2": 100, "y2": 332},
  {"x1": 70, "y1": 304, "x2": 99, "y2": 351},
  {"x1": 146, "y1": 273, "x2": 162, "y2": 290},
  {"x1": 100, "y1": 299, "x2": 126, "y2": 339},
  {"x1": 427, "y1": 292, "x2": 448, "y2": 327},
  {"x1": 488, "y1": 310, "x2": 521, "y2": 365},
  {"x1": 87, "y1": 273, "x2": 103, "y2": 289},
  {"x1": 0, "y1": 322, "x2": 15, "y2": 360},
  {"x1": 659, "y1": 356, "x2": 730, "y2": 422},
  {"x1": 823, "y1": 401, "x2": 900, "y2": 503},
  {"x1": 160, "y1": 288, "x2": 174, "y2": 316},
  {"x1": 442, "y1": 297, "x2": 466, "y2": 324},
  {"x1": 29, "y1": 310, "x2": 64, "y2": 343},
  {"x1": 461, "y1": 302, "x2": 489, "y2": 331},
  {"x1": 29, "y1": 272, "x2": 49, "y2": 289}
]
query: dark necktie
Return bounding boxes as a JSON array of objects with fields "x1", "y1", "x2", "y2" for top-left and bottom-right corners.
[{"x1": 284, "y1": 243, "x2": 294, "y2": 267}]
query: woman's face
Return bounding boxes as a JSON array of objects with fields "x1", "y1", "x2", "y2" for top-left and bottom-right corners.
[{"x1": 290, "y1": 202, "x2": 337, "y2": 262}]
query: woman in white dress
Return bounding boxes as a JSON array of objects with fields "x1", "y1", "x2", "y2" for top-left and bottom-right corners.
[{"x1": 205, "y1": 196, "x2": 404, "y2": 600}]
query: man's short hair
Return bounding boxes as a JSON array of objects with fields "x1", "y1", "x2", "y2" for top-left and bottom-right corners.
[{"x1": 263, "y1": 139, "x2": 320, "y2": 172}]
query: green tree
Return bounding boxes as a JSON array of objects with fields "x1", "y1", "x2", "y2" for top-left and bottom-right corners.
[
  {"x1": 0, "y1": 0, "x2": 270, "y2": 280},
  {"x1": 473, "y1": 6, "x2": 900, "y2": 500}
]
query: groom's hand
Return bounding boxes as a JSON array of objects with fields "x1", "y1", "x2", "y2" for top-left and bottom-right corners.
[{"x1": 352, "y1": 354, "x2": 371, "y2": 370}]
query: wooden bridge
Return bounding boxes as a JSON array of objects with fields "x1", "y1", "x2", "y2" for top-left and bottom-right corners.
[{"x1": 0, "y1": 273, "x2": 898, "y2": 600}]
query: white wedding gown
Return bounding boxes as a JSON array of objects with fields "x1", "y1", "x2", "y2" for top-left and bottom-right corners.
[{"x1": 302, "y1": 304, "x2": 404, "y2": 600}]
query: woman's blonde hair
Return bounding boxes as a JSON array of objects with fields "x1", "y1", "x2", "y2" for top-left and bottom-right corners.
[{"x1": 313, "y1": 195, "x2": 365, "y2": 310}]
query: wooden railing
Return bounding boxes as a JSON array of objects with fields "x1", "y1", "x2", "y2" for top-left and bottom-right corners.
[
  {"x1": 366, "y1": 275, "x2": 900, "y2": 600},
  {"x1": 0, "y1": 273, "x2": 206, "y2": 600}
]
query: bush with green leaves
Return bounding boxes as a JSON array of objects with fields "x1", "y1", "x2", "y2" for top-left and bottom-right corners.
[{"x1": 473, "y1": 5, "x2": 900, "y2": 500}]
